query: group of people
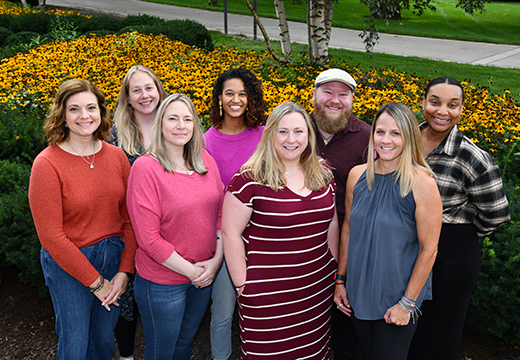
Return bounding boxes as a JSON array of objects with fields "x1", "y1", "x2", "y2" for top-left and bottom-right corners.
[{"x1": 28, "y1": 65, "x2": 510, "y2": 360}]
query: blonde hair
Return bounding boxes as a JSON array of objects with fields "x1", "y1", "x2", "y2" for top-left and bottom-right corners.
[
  {"x1": 44, "y1": 79, "x2": 111, "y2": 146},
  {"x1": 113, "y1": 65, "x2": 168, "y2": 156},
  {"x1": 148, "y1": 93, "x2": 207, "y2": 174},
  {"x1": 366, "y1": 102, "x2": 434, "y2": 197},
  {"x1": 242, "y1": 101, "x2": 332, "y2": 191}
]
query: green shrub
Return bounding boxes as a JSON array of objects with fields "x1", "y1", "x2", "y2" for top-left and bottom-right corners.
[
  {"x1": 0, "y1": 104, "x2": 47, "y2": 164},
  {"x1": 0, "y1": 15, "x2": 13, "y2": 31},
  {"x1": 0, "y1": 26, "x2": 14, "y2": 46},
  {"x1": 9, "y1": 11, "x2": 50, "y2": 34},
  {"x1": 466, "y1": 179, "x2": 520, "y2": 344},
  {"x1": 143, "y1": 19, "x2": 214, "y2": 51},
  {"x1": 4, "y1": 30, "x2": 40, "y2": 47},
  {"x1": 116, "y1": 25, "x2": 151, "y2": 36},
  {"x1": 0, "y1": 160, "x2": 46, "y2": 296},
  {"x1": 119, "y1": 14, "x2": 162, "y2": 28},
  {"x1": 76, "y1": 15, "x2": 121, "y2": 33}
]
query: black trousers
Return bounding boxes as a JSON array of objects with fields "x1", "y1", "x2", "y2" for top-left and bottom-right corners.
[
  {"x1": 408, "y1": 224, "x2": 481, "y2": 360},
  {"x1": 351, "y1": 316, "x2": 417, "y2": 360},
  {"x1": 331, "y1": 305, "x2": 361, "y2": 360},
  {"x1": 114, "y1": 298, "x2": 140, "y2": 358}
]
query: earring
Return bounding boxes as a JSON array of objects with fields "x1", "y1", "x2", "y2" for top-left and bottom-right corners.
[
  {"x1": 64, "y1": 123, "x2": 68, "y2": 128},
  {"x1": 373, "y1": 145, "x2": 377, "y2": 159},
  {"x1": 219, "y1": 100, "x2": 223, "y2": 117}
]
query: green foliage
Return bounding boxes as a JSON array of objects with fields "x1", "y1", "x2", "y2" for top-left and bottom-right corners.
[
  {"x1": 9, "y1": 11, "x2": 50, "y2": 34},
  {"x1": 0, "y1": 26, "x2": 14, "y2": 46},
  {"x1": 142, "y1": 19, "x2": 214, "y2": 51},
  {"x1": 48, "y1": 15, "x2": 79, "y2": 42},
  {"x1": 116, "y1": 25, "x2": 151, "y2": 36},
  {"x1": 496, "y1": 142, "x2": 520, "y2": 183},
  {"x1": 466, "y1": 179, "x2": 520, "y2": 344},
  {"x1": 4, "y1": 30, "x2": 40, "y2": 47},
  {"x1": 0, "y1": 104, "x2": 47, "y2": 165},
  {"x1": 0, "y1": 10, "x2": 214, "y2": 52},
  {"x1": 0, "y1": 160, "x2": 46, "y2": 296},
  {"x1": 118, "y1": 14, "x2": 163, "y2": 28}
]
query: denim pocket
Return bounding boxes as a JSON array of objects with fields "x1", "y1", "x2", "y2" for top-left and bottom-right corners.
[{"x1": 85, "y1": 236, "x2": 125, "y2": 276}]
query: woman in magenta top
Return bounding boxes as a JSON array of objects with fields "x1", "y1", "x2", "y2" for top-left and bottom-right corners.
[
  {"x1": 127, "y1": 93, "x2": 224, "y2": 360},
  {"x1": 204, "y1": 68, "x2": 266, "y2": 360}
]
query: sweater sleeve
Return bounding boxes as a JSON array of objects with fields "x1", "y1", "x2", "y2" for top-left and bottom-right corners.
[
  {"x1": 118, "y1": 154, "x2": 137, "y2": 274},
  {"x1": 127, "y1": 157, "x2": 176, "y2": 265},
  {"x1": 28, "y1": 154, "x2": 99, "y2": 287},
  {"x1": 203, "y1": 149, "x2": 225, "y2": 229}
]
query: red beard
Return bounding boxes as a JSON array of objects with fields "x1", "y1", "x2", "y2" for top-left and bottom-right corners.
[{"x1": 313, "y1": 104, "x2": 351, "y2": 134}]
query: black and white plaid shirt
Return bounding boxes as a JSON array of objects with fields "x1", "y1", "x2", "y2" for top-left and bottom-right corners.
[{"x1": 420, "y1": 123, "x2": 510, "y2": 238}]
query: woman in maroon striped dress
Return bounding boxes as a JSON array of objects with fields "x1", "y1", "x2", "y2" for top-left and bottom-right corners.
[{"x1": 222, "y1": 101, "x2": 339, "y2": 359}]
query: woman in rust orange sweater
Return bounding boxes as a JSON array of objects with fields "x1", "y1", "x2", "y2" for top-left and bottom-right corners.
[{"x1": 28, "y1": 79, "x2": 137, "y2": 360}]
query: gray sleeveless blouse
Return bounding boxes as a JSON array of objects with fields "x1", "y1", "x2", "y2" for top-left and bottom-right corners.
[{"x1": 347, "y1": 170, "x2": 432, "y2": 320}]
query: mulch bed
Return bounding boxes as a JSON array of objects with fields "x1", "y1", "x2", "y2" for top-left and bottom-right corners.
[{"x1": 1, "y1": 267, "x2": 519, "y2": 359}]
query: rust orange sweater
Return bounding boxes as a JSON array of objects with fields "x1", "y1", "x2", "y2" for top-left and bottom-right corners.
[{"x1": 28, "y1": 142, "x2": 137, "y2": 287}]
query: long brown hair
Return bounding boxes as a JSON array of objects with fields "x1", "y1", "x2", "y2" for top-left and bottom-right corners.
[{"x1": 44, "y1": 79, "x2": 111, "y2": 146}]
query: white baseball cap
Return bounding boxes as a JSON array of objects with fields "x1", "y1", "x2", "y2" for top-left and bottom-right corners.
[{"x1": 315, "y1": 68, "x2": 357, "y2": 91}]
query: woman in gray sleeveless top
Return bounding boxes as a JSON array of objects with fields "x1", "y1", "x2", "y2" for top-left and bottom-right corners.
[{"x1": 333, "y1": 102, "x2": 442, "y2": 360}]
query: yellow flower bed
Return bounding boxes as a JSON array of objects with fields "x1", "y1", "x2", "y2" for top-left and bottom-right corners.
[
  {"x1": 0, "y1": 32, "x2": 518, "y2": 151},
  {"x1": 0, "y1": 0, "x2": 89, "y2": 17}
]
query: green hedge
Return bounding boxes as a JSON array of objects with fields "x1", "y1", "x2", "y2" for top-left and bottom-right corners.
[
  {"x1": 466, "y1": 179, "x2": 520, "y2": 344},
  {"x1": 0, "y1": 159, "x2": 46, "y2": 295},
  {"x1": 0, "y1": 9, "x2": 214, "y2": 53}
]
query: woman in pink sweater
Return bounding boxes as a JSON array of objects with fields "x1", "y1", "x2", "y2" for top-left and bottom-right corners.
[
  {"x1": 205, "y1": 68, "x2": 266, "y2": 360},
  {"x1": 28, "y1": 79, "x2": 137, "y2": 360},
  {"x1": 127, "y1": 93, "x2": 224, "y2": 360}
]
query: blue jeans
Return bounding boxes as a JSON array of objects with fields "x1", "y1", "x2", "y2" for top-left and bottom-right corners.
[
  {"x1": 210, "y1": 260, "x2": 236, "y2": 360},
  {"x1": 41, "y1": 236, "x2": 125, "y2": 360},
  {"x1": 135, "y1": 274, "x2": 212, "y2": 360}
]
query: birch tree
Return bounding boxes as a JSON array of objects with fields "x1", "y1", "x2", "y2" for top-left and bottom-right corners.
[
  {"x1": 244, "y1": 0, "x2": 291, "y2": 63},
  {"x1": 274, "y1": 0, "x2": 292, "y2": 58},
  {"x1": 245, "y1": 0, "x2": 334, "y2": 64},
  {"x1": 307, "y1": 0, "x2": 334, "y2": 63}
]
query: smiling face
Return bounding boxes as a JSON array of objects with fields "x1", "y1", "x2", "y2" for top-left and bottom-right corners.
[
  {"x1": 423, "y1": 83, "x2": 464, "y2": 135},
  {"x1": 161, "y1": 101, "x2": 194, "y2": 151},
  {"x1": 128, "y1": 71, "x2": 160, "y2": 118},
  {"x1": 373, "y1": 112, "x2": 403, "y2": 170},
  {"x1": 220, "y1": 78, "x2": 248, "y2": 121},
  {"x1": 274, "y1": 112, "x2": 308, "y2": 165},
  {"x1": 64, "y1": 91, "x2": 101, "y2": 141},
  {"x1": 312, "y1": 81, "x2": 353, "y2": 134}
]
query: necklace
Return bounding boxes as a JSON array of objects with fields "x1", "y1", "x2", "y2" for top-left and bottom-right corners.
[
  {"x1": 317, "y1": 126, "x2": 334, "y2": 144},
  {"x1": 285, "y1": 166, "x2": 301, "y2": 177},
  {"x1": 67, "y1": 139, "x2": 96, "y2": 170}
]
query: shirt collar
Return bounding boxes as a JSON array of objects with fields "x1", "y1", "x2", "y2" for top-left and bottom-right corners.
[{"x1": 419, "y1": 122, "x2": 463, "y2": 157}]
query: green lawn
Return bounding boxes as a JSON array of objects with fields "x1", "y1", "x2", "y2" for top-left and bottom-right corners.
[
  {"x1": 145, "y1": 0, "x2": 520, "y2": 45},
  {"x1": 212, "y1": 32, "x2": 520, "y2": 102}
]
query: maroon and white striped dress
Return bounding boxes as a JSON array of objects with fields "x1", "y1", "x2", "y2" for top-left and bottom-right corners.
[{"x1": 228, "y1": 170, "x2": 337, "y2": 360}]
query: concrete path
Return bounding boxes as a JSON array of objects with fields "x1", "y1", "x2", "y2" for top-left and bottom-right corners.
[{"x1": 47, "y1": 0, "x2": 520, "y2": 69}]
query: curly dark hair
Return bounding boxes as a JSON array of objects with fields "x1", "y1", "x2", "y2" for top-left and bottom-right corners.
[{"x1": 209, "y1": 68, "x2": 266, "y2": 129}]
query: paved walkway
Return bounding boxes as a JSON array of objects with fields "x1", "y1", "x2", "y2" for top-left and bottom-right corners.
[{"x1": 47, "y1": 0, "x2": 520, "y2": 69}]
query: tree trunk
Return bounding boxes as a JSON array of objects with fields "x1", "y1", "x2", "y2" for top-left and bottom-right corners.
[
  {"x1": 308, "y1": 0, "x2": 332, "y2": 64},
  {"x1": 20, "y1": 0, "x2": 28, "y2": 6},
  {"x1": 274, "y1": 0, "x2": 292, "y2": 59},
  {"x1": 39, "y1": 0, "x2": 46, "y2": 11},
  {"x1": 307, "y1": 0, "x2": 314, "y2": 62},
  {"x1": 243, "y1": 0, "x2": 290, "y2": 64}
]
